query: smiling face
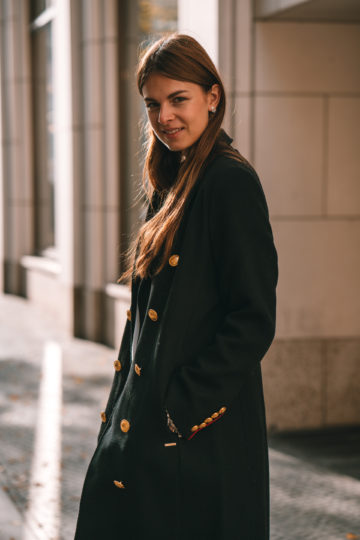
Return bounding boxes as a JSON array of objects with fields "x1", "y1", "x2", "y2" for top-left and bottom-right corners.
[{"x1": 142, "y1": 73, "x2": 220, "y2": 153}]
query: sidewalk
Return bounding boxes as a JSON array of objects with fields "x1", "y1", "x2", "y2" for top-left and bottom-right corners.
[
  {"x1": 0, "y1": 293, "x2": 359, "y2": 540},
  {"x1": 0, "y1": 294, "x2": 115, "y2": 540}
]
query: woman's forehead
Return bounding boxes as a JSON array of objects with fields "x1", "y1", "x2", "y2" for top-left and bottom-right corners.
[{"x1": 142, "y1": 74, "x2": 202, "y2": 99}]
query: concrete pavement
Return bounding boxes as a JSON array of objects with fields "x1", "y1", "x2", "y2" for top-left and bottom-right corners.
[{"x1": 0, "y1": 293, "x2": 359, "y2": 539}]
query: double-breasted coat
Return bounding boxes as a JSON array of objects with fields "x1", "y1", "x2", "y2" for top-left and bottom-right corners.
[{"x1": 74, "y1": 148, "x2": 278, "y2": 540}]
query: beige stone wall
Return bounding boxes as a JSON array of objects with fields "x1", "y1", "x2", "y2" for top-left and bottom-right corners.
[
  {"x1": 178, "y1": 0, "x2": 360, "y2": 430},
  {"x1": 253, "y1": 21, "x2": 360, "y2": 430},
  {"x1": 263, "y1": 338, "x2": 360, "y2": 431}
]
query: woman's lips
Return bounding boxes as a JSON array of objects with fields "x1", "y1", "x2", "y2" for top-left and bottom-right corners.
[{"x1": 162, "y1": 127, "x2": 184, "y2": 138}]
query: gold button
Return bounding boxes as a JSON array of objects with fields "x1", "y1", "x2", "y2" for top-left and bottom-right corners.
[
  {"x1": 199, "y1": 422, "x2": 207, "y2": 429},
  {"x1": 168, "y1": 254, "x2": 180, "y2": 267},
  {"x1": 211, "y1": 412, "x2": 219, "y2": 419},
  {"x1": 205, "y1": 417, "x2": 212, "y2": 424},
  {"x1": 114, "y1": 360, "x2": 122, "y2": 372},
  {"x1": 113, "y1": 480, "x2": 125, "y2": 489},
  {"x1": 100, "y1": 411, "x2": 106, "y2": 423},
  {"x1": 120, "y1": 419, "x2": 130, "y2": 433},
  {"x1": 219, "y1": 407, "x2": 227, "y2": 415},
  {"x1": 126, "y1": 309, "x2": 131, "y2": 321},
  {"x1": 191, "y1": 425, "x2": 199, "y2": 432},
  {"x1": 134, "y1": 363, "x2": 141, "y2": 376},
  {"x1": 148, "y1": 309, "x2": 158, "y2": 321}
]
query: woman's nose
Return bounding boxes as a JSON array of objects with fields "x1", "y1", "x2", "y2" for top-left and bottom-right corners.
[{"x1": 157, "y1": 103, "x2": 174, "y2": 124}]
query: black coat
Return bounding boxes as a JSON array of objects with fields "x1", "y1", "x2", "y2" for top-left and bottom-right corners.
[{"x1": 75, "y1": 152, "x2": 278, "y2": 540}]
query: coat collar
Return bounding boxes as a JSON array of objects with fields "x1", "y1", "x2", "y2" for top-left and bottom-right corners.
[{"x1": 218, "y1": 128, "x2": 233, "y2": 146}]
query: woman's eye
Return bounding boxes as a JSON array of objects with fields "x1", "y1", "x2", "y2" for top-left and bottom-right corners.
[
  {"x1": 172, "y1": 97, "x2": 186, "y2": 104},
  {"x1": 145, "y1": 102, "x2": 159, "y2": 110}
]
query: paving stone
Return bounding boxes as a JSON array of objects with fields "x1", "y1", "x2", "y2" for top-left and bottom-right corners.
[{"x1": 0, "y1": 293, "x2": 359, "y2": 539}]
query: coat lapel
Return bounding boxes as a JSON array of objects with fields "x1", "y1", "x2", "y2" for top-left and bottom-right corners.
[{"x1": 130, "y1": 172, "x2": 208, "y2": 366}]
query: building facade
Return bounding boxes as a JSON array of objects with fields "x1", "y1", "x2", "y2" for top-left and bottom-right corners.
[{"x1": 1, "y1": 0, "x2": 360, "y2": 430}]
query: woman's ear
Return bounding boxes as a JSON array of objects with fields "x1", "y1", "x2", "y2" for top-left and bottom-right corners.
[{"x1": 208, "y1": 83, "x2": 221, "y2": 111}]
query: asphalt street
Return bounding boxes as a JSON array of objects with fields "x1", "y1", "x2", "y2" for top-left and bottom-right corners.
[{"x1": 0, "y1": 293, "x2": 359, "y2": 540}]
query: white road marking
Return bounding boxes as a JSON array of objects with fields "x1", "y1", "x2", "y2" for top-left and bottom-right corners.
[{"x1": 23, "y1": 341, "x2": 62, "y2": 540}]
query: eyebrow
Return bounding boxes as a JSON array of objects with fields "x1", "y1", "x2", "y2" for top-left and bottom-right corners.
[{"x1": 144, "y1": 90, "x2": 189, "y2": 102}]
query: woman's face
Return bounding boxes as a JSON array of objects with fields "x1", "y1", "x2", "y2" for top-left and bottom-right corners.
[{"x1": 142, "y1": 73, "x2": 220, "y2": 153}]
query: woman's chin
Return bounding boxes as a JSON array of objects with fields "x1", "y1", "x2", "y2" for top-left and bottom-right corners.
[{"x1": 162, "y1": 141, "x2": 186, "y2": 152}]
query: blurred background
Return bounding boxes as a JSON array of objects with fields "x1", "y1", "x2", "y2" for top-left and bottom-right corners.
[{"x1": 0, "y1": 0, "x2": 359, "y2": 539}]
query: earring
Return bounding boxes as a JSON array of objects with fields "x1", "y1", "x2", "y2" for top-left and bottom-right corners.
[{"x1": 211, "y1": 106, "x2": 216, "y2": 113}]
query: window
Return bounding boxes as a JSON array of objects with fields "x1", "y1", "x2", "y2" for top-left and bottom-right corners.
[
  {"x1": 30, "y1": 1, "x2": 56, "y2": 255},
  {"x1": 118, "y1": 0, "x2": 177, "y2": 259},
  {"x1": 139, "y1": 0, "x2": 177, "y2": 37}
]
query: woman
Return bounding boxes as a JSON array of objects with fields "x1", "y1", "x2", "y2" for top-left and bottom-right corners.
[{"x1": 75, "y1": 34, "x2": 278, "y2": 540}]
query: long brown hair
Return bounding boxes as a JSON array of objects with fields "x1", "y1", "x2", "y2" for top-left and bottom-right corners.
[{"x1": 121, "y1": 33, "x2": 248, "y2": 282}]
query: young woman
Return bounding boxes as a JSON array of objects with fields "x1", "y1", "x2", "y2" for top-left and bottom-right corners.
[{"x1": 75, "y1": 34, "x2": 278, "y2": 540}]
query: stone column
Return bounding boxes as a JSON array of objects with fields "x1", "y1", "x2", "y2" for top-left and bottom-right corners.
[
  {"x1": 73, "y1": 0, "x2": 122, "y2": 341},
  {"x1": 0, "y1": 0, "x2": 33, "y2": 294},
  {"x1": 178, "y1": 0, "x2": 219, "y2": 66},
  {"x1": 177, "y1": 0, "x2": 253, "y2": 160},
  {"x1": 218, "y1": 0, "x2": 253, "y2": 159}
]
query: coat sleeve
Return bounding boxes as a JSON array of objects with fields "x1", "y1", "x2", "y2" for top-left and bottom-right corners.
[{"x1": 164, "y1": 162, "x2": 278, "y2": 440}]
